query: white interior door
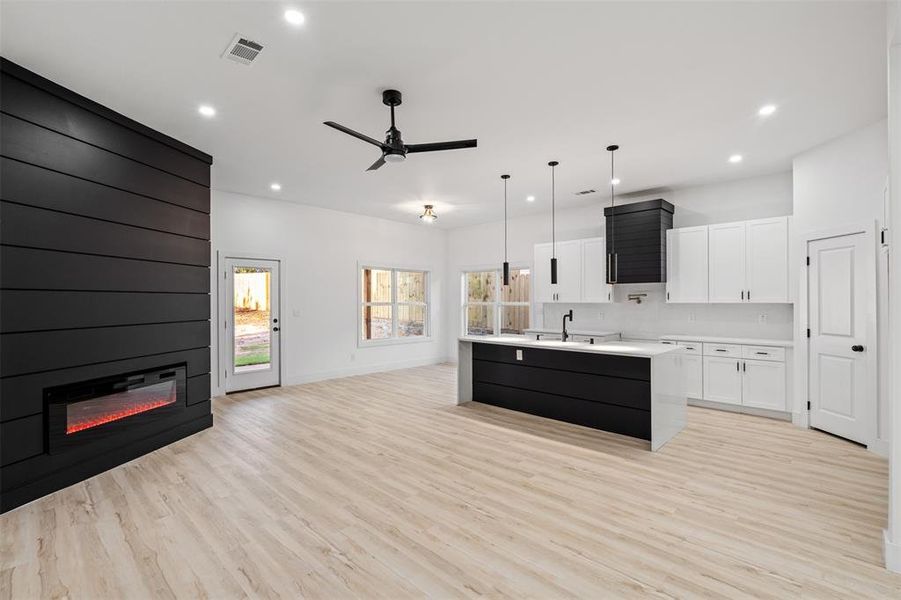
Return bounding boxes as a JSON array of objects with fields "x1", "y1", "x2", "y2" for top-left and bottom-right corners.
[
  {"x1": 746, "y1": 217, "x2": 789, "y2": 302},
  {"x1": 224, "y1": 258, "x2": 281, "y2": 393},
  {"x1": 708, "y1": 222, "x2": 746, "y2": 303},
  {"x1": 808, "y1": 233, "x2": 872, "y2": 444}
]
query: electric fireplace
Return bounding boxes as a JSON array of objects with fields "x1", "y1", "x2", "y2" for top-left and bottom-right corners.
[{"x1": 46, "y1": 365, "x2": 187, "y2": 454}]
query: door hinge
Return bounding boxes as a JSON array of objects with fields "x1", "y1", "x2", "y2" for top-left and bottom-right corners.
[
  {"x1": 806, "y1": 328, "x2": 810, "y2": 338},
  {"x1": 806, "y1": 256, "x2": 810, "y2": 266}
]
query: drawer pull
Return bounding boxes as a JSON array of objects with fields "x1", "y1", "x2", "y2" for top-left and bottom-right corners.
[
  {"x1": 755, "y1": 351, "x2": 769, "y2": 355},
  {"x1": 685, "y1": 347, "x2": 695, "y2": 350},
  {"x1": 715, "y1": 349, "x2": 728, "y2": 352}
]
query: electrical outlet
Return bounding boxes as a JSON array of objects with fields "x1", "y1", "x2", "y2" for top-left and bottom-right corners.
[
  {"x1": 350, "y1": 353, "x2": 356, "y2": 361},
  {"x1": 293, "y1": 308, "x2": 300, "y2": 317},
  {"x1": 758, "y1": 313, "x2": 768, "y2": 324},
  {"x1": 598, "y1": 311, "x2": 605, "y2": 320},
  {"x1": 688, "y1": 311, "x2": 696, "y2": 322}
]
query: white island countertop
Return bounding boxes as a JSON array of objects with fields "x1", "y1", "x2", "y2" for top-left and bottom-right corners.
[{"x1": 458, "y1": 335, "x2": 683, "y2": 358}]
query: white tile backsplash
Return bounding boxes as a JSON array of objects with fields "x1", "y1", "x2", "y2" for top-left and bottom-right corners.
[{"x1": 540, "y1": 283, "x2": 793, "y2": 341}]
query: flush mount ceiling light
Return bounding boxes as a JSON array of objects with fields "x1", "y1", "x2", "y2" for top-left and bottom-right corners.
[
  {"x1": 420, "y1": 204, "x2": 437, "y2": 223},
  {"x1": 611, "y1": 178, "x2": 621, "y2": 186},
  {"x1": 198, "y1": 104, "x2": 216, "y2": 118},
  {"x1": 729, "y1": 154, "x2": 743, "y2": 163},
  {"x1": 758, "y1": 104, "x2": 777, "y2": 117},
  {"x1": 284, "y1": 9, "x2": 305, "y2": 25},
  {"x1": 270, "y1": 183, "x2": 282, "y2": 191},
  {"x1": 526, "y1": 195, "x2": 535, "y2": 202}
]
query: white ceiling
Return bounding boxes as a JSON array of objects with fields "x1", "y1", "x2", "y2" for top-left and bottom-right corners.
[{"x1": 0, "y1": 1, "x2": 887, "y2": 228}]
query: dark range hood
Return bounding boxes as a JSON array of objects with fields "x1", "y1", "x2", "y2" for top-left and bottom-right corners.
[{"x1": 604, "y1": 199, "x2": 674, "y2": 284}]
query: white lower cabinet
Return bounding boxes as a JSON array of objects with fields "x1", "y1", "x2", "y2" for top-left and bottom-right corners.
[
  {"x1": 702, "y1": 356, "x2": 743, "y2": 405},
  {"x1": 741, "y1": 359, "x2": 786, "y2": 411},
  {"x1": 666, "y1": 339, "x2": 789, "y2": 413},
  {"x1": 682, "y1": 354, "x2": 703, "y2": 399}
]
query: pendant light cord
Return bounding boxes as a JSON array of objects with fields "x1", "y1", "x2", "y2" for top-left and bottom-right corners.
[
  {"x1": 504, "y1": 177, "x2": 508, "y2": 262},
  {"x1": 551, "y1": 163, "x2": 556, "y2": 258}
]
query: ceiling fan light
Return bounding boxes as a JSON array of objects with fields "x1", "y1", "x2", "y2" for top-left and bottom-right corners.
[{"x1": 384, "y1": 153, "x2": 406, "y2": 163}]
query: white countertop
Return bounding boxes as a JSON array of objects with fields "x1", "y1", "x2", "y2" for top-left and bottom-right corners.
[
  {"x1": 659, "y1": 334, "x2": 794, "y2": 347},
  {"x1": 524, "y1": 328, "x2": 621, "y2": 338},
  {"x1": 459, "y1": 335, "x2": 682, "y2": 357}
]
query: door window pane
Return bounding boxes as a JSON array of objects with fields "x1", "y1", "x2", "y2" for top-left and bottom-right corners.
[
  {"x1": 466, "y1": 305, "x2": 495, "y2": 335},
  {"x1": 362, "y1": 268, "x2": 392, "y2": 303},
  {"x1": 500, "y1": 305, "x2": 530, "y2": 335},
  {"x1": 398, "y1": 304, "x2": 426, "y2": 337},
  {"x1": 362, "y1": 305, "x2": 392, "y2": 340},
  {"x1": 234, "y1": 266, "x2": 272, "y2": 372},
  {"x1": 397, "y1": 271, "x2": 426, "y2": 303},
  {"x1": 466, "y1": 271, "x2": 496, "y2": 302},
  {"x1": 501, "y1": 268, "x2": 531, "y2": 303}
]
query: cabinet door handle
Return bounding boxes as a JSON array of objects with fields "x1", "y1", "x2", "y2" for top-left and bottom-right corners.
[
  {"x1": 742, "y1": 361, "x2": 746, "y2": 372},
  {"x1": 607, "y1": 254, "x2": 612, "y2": 284},
  {"x1": 741, "y1": 290, "x2": 744, "y2": 300},
  {"x1": 736, "y1": 361, "x2": 740, "y2": 371},
  {"x1": 747, "y1": 290, "x2": 751, "y2": 301},
  {"x1": 614, "y1": 253, "x2": 618, "y2": 282}
]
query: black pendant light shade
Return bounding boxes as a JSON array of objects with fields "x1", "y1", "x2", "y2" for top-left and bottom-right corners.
[
  {"x1": 501, "y1": 174, "x2": 510, "y2": 286},
  {"x1": 548, "y1": 161, "x2": 559, "y2": 285},
  {"x1": 606, "y1": 145, "x2": 618, "y2": 285}
]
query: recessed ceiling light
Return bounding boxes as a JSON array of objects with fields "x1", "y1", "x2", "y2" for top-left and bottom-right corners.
[
  {"x1": 758, "y1": 104, "x2": 777, "y2": 117},
  {"x1": 284, "y1": 9, "x2": 305, "y2": 25},
  {"x1": 198, "y1": 105, "x2": 216, "y2": 118},
  {"x1": 728, "y1": 154, "x2": 743, "y2": 164},
  {"x1": 270, "y1": 183, "x2": 282, "y2": 191},
  {"x1": 526, "y1": 195, "x2": 535, "y2": 202},
  {"x1": 611, "y1": 178, "x2": 621, "y2": 186}
]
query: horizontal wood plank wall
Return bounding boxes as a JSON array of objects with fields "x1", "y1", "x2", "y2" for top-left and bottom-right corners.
[{"x1": 0, "y1": 58, "x2": 213, "y2": 512}]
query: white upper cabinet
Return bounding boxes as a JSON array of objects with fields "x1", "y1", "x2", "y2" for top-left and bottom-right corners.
[
  {"x1": 666, "y1": 226, "x2": 708, "y2": 303},
  {"x1": 708, "y1": 221, "x2": 747, "y2": 303},
  {"x1": 581, "y1": 237, "x2": 613, "y2": 303},
  {"x1": 745, "y1": 217, "x2": 789, "y2": 303},
  {"x1": 533, "y1": 240, "x2": 582, "y2": 303},
  {"x1": 555, "y1": 240, "x2": 583, "y2": 302},
  {"x1": 532, "y1": 242, "x2": 555, "y2": 303},
  {"x1": 533, "y1": 238, "x2": 610, "y2": 303}
]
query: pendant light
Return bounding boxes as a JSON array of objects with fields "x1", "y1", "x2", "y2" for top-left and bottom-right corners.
[
  {"x1": 606, "y1": 145, "x2": 618, "y2": 284},
  {"x1": 548, "y1": 160, "x2": 559, "y2": 284},
  {"x1": 501, "y1": 174, "x2": 511, "y2": 286}
]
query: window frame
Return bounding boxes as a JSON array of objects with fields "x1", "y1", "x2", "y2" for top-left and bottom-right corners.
[
  {"x1": 358, "y1": 263, "x2": 432, "y2": 347},
  {"x1": 461, "y1": 264, "x2": 531, "y2": 337}
]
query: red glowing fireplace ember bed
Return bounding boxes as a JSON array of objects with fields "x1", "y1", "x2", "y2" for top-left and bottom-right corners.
[{"x1": 65, "y1": 381, "x2": 178, "y2": 435}]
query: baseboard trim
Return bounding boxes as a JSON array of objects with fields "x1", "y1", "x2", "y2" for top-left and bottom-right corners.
[
  {"x1": 868, "y1": 438, "x2": 890, "y2": 458},
  {"x1": 885, "y1": 529, "x2": 901, "y2": 573},
  {"x1": 286, "y1": 356, "x2": 452, "y2": 386}
]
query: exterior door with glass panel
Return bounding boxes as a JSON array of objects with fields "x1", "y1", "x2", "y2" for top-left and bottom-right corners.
[{"x1": 224, "y1": 258, "x2": 280, "y2": 392}]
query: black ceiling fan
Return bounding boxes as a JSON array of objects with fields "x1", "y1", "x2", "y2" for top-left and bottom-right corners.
[{"x1": 324, "y1": 89, "x2": 477, "y2": 171}]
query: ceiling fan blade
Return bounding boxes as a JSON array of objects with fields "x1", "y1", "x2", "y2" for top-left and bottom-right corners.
[
  {"x1": 323, "y1": 121, "x2": 385, "y2": 148},
  {"x1": 366, "y1": 155, "x2": 386, "y2": 171},
  {"x1": 406, "y1": 139, "x2": 477, "y2": 154}
]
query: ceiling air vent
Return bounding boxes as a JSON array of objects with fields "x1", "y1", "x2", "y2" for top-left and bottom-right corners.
[
  {"x1": 222, "y1": 34, "x2": 263, "y2": 65},
  {"x1": 574, "y1": 189, "x2": 597, "y2": 196}
]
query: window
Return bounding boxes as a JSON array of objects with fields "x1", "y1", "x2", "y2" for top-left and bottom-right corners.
[
  {"x1": 360, "y1": 266, "x2": 429, "y2": 343},
  {"x1": 462, "y1": 267, "x2": 530, "y2": 335}
]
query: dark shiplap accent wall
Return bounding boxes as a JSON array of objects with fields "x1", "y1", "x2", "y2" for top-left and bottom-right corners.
[{"x1": 0, "y1": 58, "x2": 213, "y2": 512}]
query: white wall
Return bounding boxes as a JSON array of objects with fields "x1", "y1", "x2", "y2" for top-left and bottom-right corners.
[
  {"x1": 445, "y1": 171, "x2": 794, "y2": 357},
  {"x1": 791, "y1": 118, "x2": 890, "y2": 446},
  {"x1": 210, "y1": 190, "x2": 449, "y2": 397}
]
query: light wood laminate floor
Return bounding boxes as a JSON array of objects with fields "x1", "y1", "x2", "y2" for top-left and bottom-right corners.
[{"x1": 2, "y1": 364, "x2": 899, "y2": 599}]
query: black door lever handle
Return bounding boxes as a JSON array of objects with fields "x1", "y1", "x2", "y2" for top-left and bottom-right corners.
[{"x1": 851, "y1": 345, "x2": 864, "y2": 352}]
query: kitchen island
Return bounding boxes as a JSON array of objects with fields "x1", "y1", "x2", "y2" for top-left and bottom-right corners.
[{"x1": 458, "y1": 336, "x2": 686, "y2": 451}]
